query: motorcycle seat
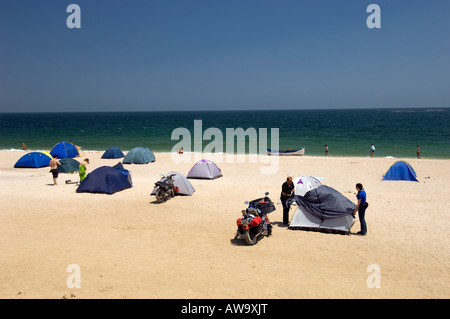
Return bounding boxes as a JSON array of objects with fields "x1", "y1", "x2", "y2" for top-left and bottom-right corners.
[{"x1": 156, "y1": 181, "x2": 169, "y2": 188}]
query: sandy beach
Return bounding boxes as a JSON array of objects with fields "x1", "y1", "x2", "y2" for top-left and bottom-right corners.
[{"x1": 0, "y1": 150, "x2": 449, "y2": 299}]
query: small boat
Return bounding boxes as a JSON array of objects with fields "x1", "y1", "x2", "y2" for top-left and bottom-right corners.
[{"x1": 267, "y1": 148, "x2": 305, "y2": 156}]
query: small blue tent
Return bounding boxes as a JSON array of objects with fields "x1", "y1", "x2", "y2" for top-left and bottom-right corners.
[
  {"x1": 14, "y1": 151, "x2": 52, "y2": 168},
  {"x1": 76, "y1": 166, "x2": 132, "y2": 194},
  {"x1": 122, "y1": 147, "x2": 155, "y2": 164},
  {"x1": 383, "y1": 161, "x2": 418, "y2": 182},
  {"x1": 50, "y1": 142, "x2": 81, "y2": 158},
  {"x1": 101, "y1": 146, "x2": 125, "y2": 159}
]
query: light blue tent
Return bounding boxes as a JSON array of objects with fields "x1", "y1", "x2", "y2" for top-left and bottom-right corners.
[
  {"x1": 122, "y1": 147, "x2": 155, "y2": 164},
  {"x1": 383, "y1": 161, "x2": 418, "y2": 182}
]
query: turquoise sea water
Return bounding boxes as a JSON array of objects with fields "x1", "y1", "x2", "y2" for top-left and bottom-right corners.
[{"x1": 0, "y1": 108, "x2": 449, "y2": 159}]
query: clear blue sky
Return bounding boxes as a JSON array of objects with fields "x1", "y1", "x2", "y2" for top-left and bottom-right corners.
[{"x1": 0, "y1": 0, "x2": 449, "y2": 112}]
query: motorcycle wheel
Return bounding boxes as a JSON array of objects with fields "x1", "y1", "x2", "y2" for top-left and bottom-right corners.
[
  {"x1": 244, "y1": 229, "x2": 257, "y2": 245},
  {"x1": 155, "y1": 188, "x2": 164, "y2": 203}
]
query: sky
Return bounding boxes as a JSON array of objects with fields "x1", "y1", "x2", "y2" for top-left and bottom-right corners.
[{"x1": 0, "y1": 0, "x2": 449, "y2": 112}]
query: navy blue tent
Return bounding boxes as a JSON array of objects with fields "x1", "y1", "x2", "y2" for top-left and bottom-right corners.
[
  {"x1": 383, "y1": 161, "x2": 418, "y2": 182},
  {"x1": 101, "y1": 146, "x2": 125, "y2": 159},
  {"x1": 76, "y1": 166, "x2": 132, "y2": 194},
  {"x1": 123, "y1": 147, "x2": 155, "y2": 164}
]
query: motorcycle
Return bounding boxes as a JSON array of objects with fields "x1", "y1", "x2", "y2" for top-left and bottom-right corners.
[
  {"x1": 235, "y1": 192, "x2": 276, "y2": 245},
  {"x1": 154, "y1": 173, "x2": 177, "y2": 203}
]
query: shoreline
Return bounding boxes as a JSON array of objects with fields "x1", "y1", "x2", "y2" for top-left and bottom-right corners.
[
  {"x1": 1, "y1": 150, "x2": 449, "y2": 298},
  {"x1": 4, "y1": 148, "x2": 448, "y2": 161}
]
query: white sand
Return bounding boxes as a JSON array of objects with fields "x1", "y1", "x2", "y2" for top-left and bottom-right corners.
[{"x1": 0, "y1": 150, "x2": 449, "y2": 298}]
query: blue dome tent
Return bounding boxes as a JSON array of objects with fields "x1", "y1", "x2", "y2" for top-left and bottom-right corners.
[
  {"x1": 122, "y1": 147, "x2": 155, "y2": 164},
  {"x1": 101, "y1": 146, "x2": 125, "y2": 159},
  {"x1": 50, "y1": 142, "x2": 83, "y2": 159},
  {"x1": 383, "y1": 161, "x2": 418, "y2": 182},
  {"x1": 76, "y1": 166, "x2": 132, "y2": 194},
  {"x1": 14, "y1": 151, "x2": 52, "y2": 168}
]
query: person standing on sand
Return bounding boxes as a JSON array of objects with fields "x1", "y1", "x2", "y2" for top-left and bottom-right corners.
[
  {"x1": 325, "y1": 145, "x2": 329, "y2": 156},
  {"x1": 49, "y1": 155, "x2": 61, "y2": 185},
  {"x1": 417, "y1": 145, "x2": 421, "y2": 159},
  {"x1": 79, "y1": 158, "x2": 89, "y2": 182},
  {"x1": 353, "y1": 183, "x2": 368, "y2": 236},
  {"x1": 280, "y1": 176, "x2": 295, "y2": 225},
  {"x1": 370, "y1": 144, "x2": 375, "y2": 157}
]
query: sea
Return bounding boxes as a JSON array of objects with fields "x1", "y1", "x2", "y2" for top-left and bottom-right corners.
[{"x1": 0, "y1": 108, "x2": 449, "y2": 159}]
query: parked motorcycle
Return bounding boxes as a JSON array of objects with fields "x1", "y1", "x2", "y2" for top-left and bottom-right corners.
[
  {"x1": 154, "y1": 173, "x2": 177, "y2": 203},
  {"x1": 235, "y1": 192, "x2": 276, "y2": 245}
]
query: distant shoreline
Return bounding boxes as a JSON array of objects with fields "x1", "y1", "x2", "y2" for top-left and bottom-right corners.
[{"x1": 4, "y1": 149, "x2": 448, "y2": 161}]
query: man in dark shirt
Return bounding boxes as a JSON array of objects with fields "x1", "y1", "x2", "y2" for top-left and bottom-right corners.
[{"x1": 280, "y1": 176, "x2": 295, "y2": 225}]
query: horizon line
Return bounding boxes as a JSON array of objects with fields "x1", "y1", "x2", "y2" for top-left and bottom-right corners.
[{"x1": 0, "y1": 106, "x2": 448, "y2": 114}]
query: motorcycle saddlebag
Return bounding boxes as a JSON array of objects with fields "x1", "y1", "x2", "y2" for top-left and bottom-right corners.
[{"x1": 249, "y1": 197, "x2": 276, "y2": 215}]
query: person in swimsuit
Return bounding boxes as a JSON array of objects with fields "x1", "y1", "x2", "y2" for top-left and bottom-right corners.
[{"x1": 49, "y1": 155, "x2": 61, "y2": 185}]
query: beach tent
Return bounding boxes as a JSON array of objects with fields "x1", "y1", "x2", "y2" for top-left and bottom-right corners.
[
  {"x1": 382, "y1": 161, "x2": 418, "y2": 182},
  {"x1": 76, "y1": 166, "x2": 132, "y2": 195},
  {"x1": 58, "y1": 158, "x2": 80, "y2": 173},
  {"x1": 101, "y1": 146, "x2": 125, "y2": 159},
  {"x1": 187, "y1": 159, "x2": 222, "y2": 180},
  {"x1": 50, "y1": 142, "x2": 83, "y2": 159},
  {"x1": 123, "y1": 147, "x2": 155, "y2": 164},
  {"x1": 14, "y1": 151, "x2": 52, "y2": 168},
  {"x1": 293, "y1": 175, "x2": 322, "y2": 196},
  {"x1": 112, "y1": 162, "x2": 133, "y2": 185},
  {"x1": 151, "y1": 171, "x2": 195, "y2": 196},
  {"x1": 288, "y1": 185, "x2": 356, "y2": 235}
]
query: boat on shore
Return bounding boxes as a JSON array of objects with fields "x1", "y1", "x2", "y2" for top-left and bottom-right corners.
[{"x1": 267, "y1": 148, "x2": 305, "y2": 156}]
